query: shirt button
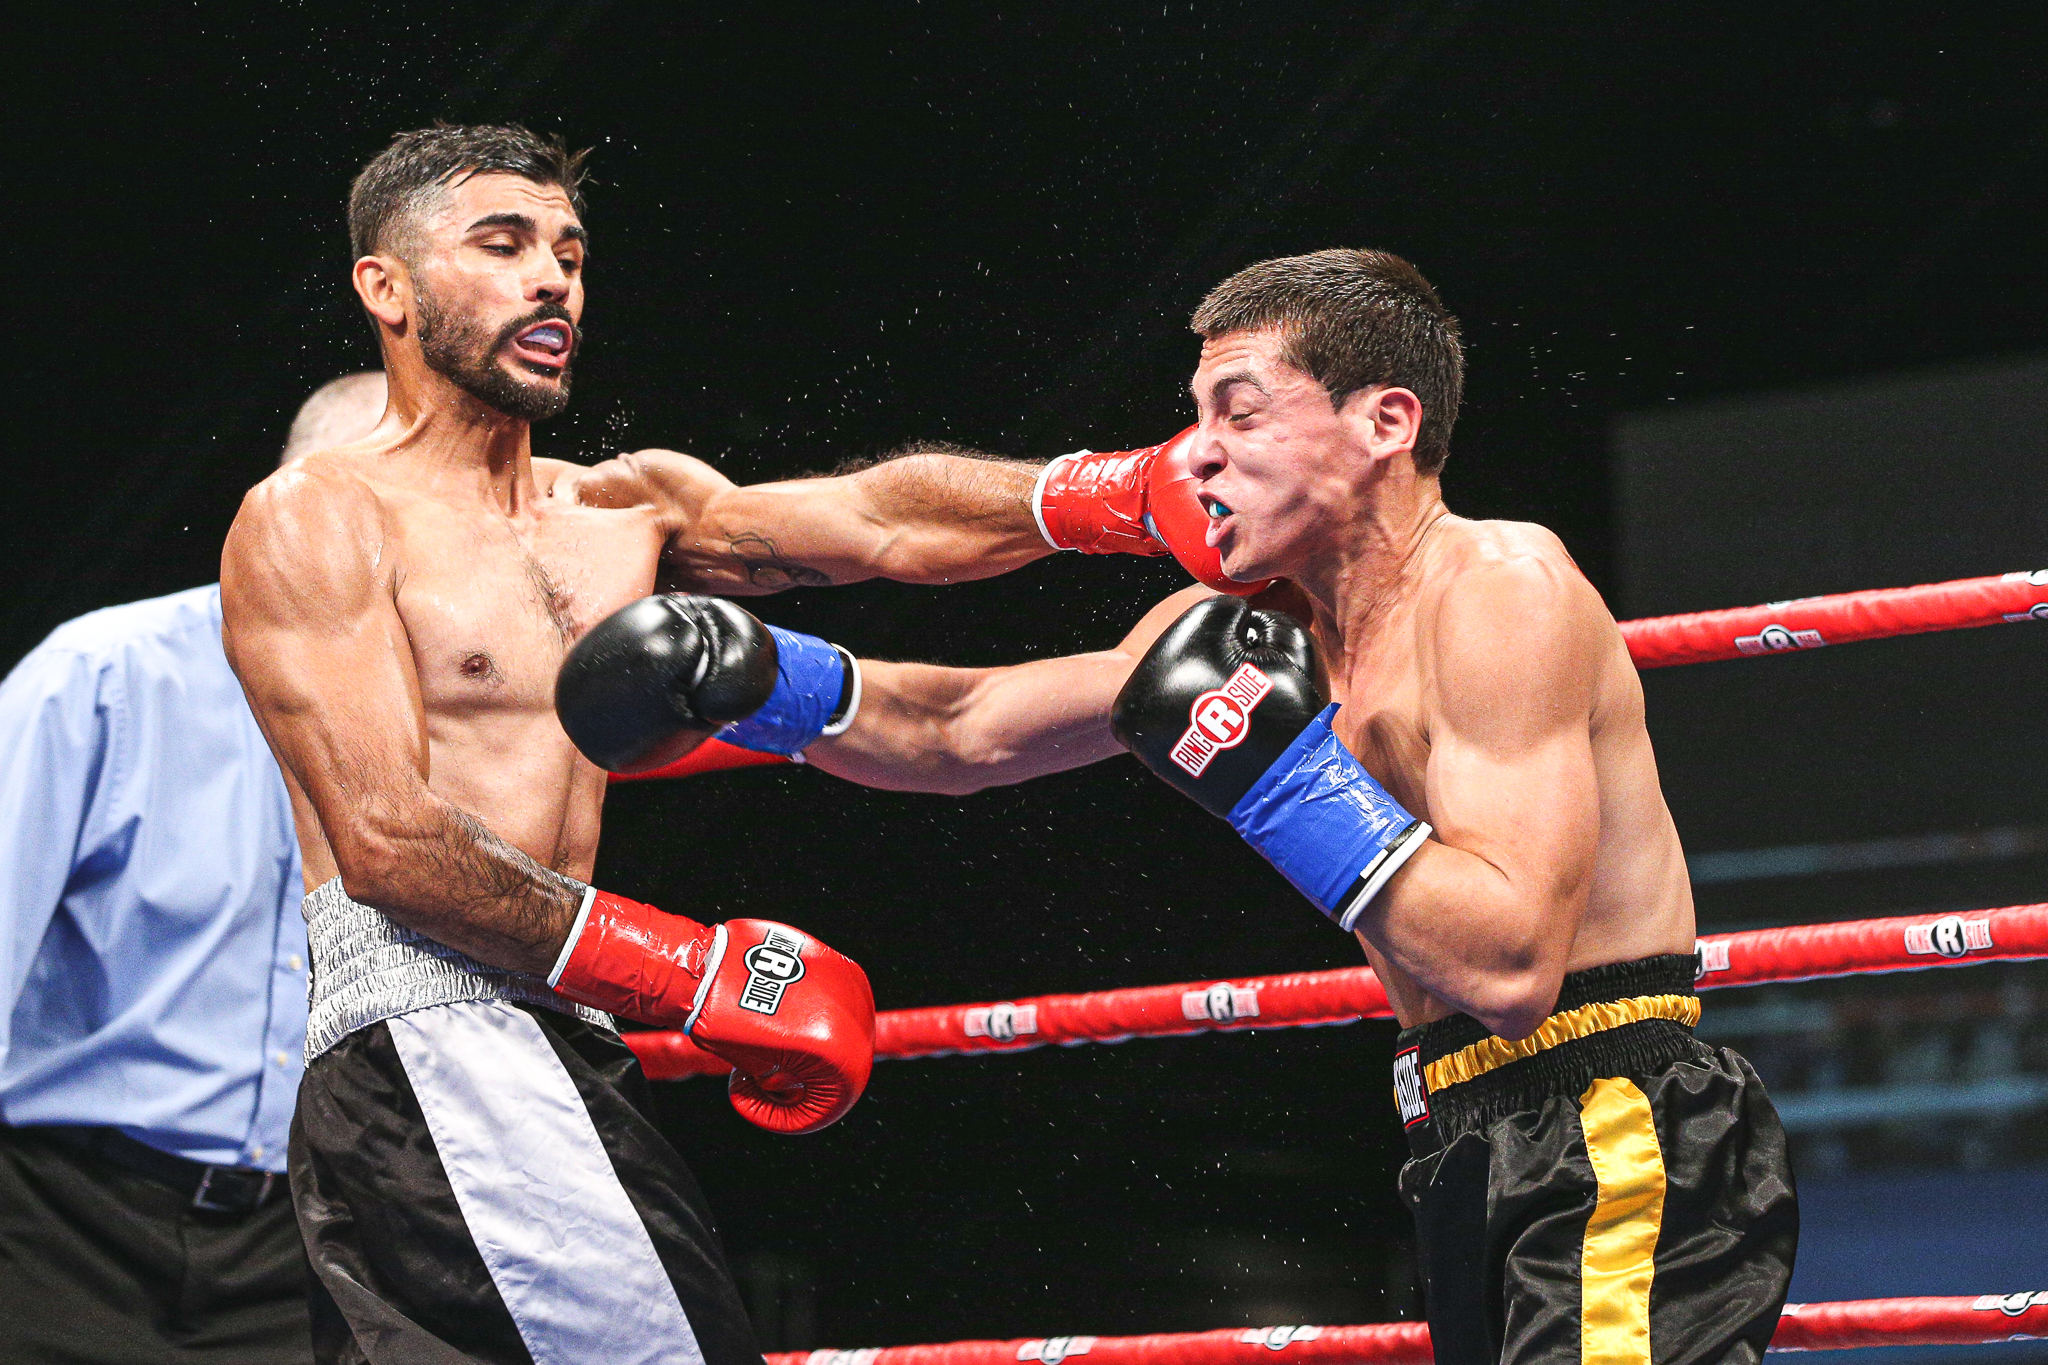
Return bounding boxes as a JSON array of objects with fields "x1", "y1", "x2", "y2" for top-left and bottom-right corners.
[
  {"x1": 275, "y1": 1051, "x2": 292, "y2": 1067},
  {"x1": 287, "y1": 955, "x2": 304, "y2": 972},
  {"x1": 250, "y1": 1144, "x2": 265, "y2": 1161}
]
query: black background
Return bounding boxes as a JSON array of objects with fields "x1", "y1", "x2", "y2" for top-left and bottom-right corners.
[{"x1": 15, "y1": 3, "x2": 2048, "y2": 1348}]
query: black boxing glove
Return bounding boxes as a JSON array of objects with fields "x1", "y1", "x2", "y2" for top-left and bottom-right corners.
[
  {"x1": 1112, "y1": 596, "x2": 1432, "y2": 930},
  {"x1": 1111, "y1": 595, "x2": 1325, "y2": 814},
  {"x1": 556, "y1": 595, "x2": 781, "y2": 773}
]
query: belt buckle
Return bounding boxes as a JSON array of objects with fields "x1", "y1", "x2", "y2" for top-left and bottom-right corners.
[{"x1": 191, "y1": 1165, "x2": 276, "y2": 1213}]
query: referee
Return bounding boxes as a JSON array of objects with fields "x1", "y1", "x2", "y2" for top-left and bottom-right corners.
[{"x1": 0, "y1": 373, "x2": 385, "y2": 1364}]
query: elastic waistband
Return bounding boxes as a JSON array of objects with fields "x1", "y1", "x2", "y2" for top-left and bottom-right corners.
[
  {"x1": 1393, "y1": 954, "x2": 1706, "y2": 1156},
  {"x1": 303, "y1": 878, "x2": 613, "y2": 1061}
]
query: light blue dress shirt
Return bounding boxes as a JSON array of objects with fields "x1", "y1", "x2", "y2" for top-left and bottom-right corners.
[{"x1": 0, "y1": 584, "x2": 305, "y2": 1172}]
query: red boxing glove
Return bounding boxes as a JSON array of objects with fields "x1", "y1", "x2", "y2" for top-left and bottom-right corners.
[
  {"x1": 1033, "y1": 439, "x2": 1173, "y2": 556},
  {"x1": 1033, "y1": 427, "x2": 1272, "y2": 597},
  {"x1": 550, "y1": 890, "x2": 875, "y2": 1134}
]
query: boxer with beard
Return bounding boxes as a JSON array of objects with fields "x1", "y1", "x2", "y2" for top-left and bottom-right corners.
[{"x1": 221, "y1": 123, "x2": 1085, "y2": 1365}]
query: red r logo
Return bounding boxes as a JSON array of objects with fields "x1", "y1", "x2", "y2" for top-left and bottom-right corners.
[
  {"x1": 1193, "y1": 693, "x2": 1249, "y2": 744},
  {"x1": 1168, "y1": 664, "x2": 1275, "y2": 778}
]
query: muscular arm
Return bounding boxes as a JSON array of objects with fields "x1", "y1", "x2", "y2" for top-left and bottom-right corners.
[
  {"x1": 806, "y1": 587, "x2": 1213, "y2": 794},
  {"x1": 1353, "y1": 557, "x2": 1606, "y2": 1039},
  {"x1": 221, "y1": 471, "x2": 580, "y2": 975},
  {"x1": 585, "y1": 447, "x2": 1053, "y2": 596}
]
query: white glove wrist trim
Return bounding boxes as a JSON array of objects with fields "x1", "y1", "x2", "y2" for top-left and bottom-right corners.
[
  {"x1": 818, "y1": 647, "x2": 863, "y2": 738},
  {"x1": 683, "y1": 923, "x2": 729, "y2": 1034},
  {"x1": 546, "y1": 883, "x2": 599, "y2": 988},
  {"x1": 1030, "y1": 451, "x2": 1089, "y2": 551},
  {"x1": 1334, "y1": 822, "x2": 1433, "y2": 933}
]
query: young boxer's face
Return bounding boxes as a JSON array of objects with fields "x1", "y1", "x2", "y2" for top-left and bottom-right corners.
[
  {"x1": 404, "y1": 172, "x2": 587, "y2": 421},
  {"x1": 1187, "y1": 328, "x2": 1376, "y2": 583}
]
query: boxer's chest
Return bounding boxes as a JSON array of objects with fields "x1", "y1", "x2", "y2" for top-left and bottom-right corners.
[
  {"x1": 1322, "y1": 634, "x2": 1431, "y2": 813},
  {"x1": 392, "y1": 499, "x2": 666, "y2": 719}
]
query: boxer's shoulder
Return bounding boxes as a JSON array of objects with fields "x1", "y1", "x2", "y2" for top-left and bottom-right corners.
[
  {"x1": 223, "y1": 459, "x2": 401, "y2": 638},
  {"x1": 1424, "y1": 519, "x2": 1593, "y2": 614},
  {"x1": 1420, "y1": 520, "x2": 1615, "y2": 700},
  {"x1": 553, "y1": 447, "x2": 732, "y2": 518},
  {"x1": 1433, "y1": 516, "x2": 1571, "y2": 570},
  {"x1": 233, "y1": 454, "x2": 394, "y2": 567}
]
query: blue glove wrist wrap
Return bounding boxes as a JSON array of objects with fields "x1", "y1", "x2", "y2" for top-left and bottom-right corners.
[
  {"x1": 1225, "y1": 704, "x2": 1432, "y2": 931},
  {"x1": 718, "y1": 626, "x2": 852, "y2": 755}
]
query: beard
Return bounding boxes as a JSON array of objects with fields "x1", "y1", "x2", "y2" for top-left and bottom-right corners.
[{"x1": 416, "y1": 285, "x2": 579, "y2": 422}]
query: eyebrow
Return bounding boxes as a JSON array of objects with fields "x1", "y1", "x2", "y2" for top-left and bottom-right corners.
[
  {"x1": 1196, "y1": 370, "x2": 1271, "y2": 404},
  {"x1": 465, "y1": 212, "x2": 590, "y2": 248}
]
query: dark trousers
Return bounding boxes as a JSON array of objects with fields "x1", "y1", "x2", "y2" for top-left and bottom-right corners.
[{"x1": 0, "y1": 1125, "x2": 313, "y2": 1364}]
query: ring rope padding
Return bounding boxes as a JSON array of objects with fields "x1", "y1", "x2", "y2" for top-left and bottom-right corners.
[
  {"x1": 622, "y1": 904, "x2": 2048, "y2": 1078},
  {"x1": 1621, "y1": 568, "x2": 2048, "y2": 669},
  {"x1": 765, "y1": 1294, "x2": 2048, "y2": 1365}
]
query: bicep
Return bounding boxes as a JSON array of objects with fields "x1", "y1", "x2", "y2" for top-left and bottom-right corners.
[
  {"x1": 617, "y1": 448, "x2": 881, "y2": 594},
  {"x1": 655, "y1": 451, "x2": 1044, "y2": 595},
  {"x1": 671, "y1": 480, "x2": 871, "y2": 594},
  {"x1": 220, "y1": 479, "x2": 428, "y2": 838},
  {"x1": 1421, "y1": 565, "x2": 1605, "y2": 898},
  {"x1": 1423, "y1": 725, "x2": 1599, "y2": 899}
]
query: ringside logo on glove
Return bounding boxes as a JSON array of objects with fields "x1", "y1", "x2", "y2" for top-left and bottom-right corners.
[
  {"x1": 1170, "y1": 663, "x2": 1274, "y2": 777},
  {"x1": 740, "y1": 928, "x2": 809, "y2": 1014}
]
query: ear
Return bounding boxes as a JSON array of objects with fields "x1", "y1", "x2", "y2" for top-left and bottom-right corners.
[
  {"x1": 351, "y1": 255, "x2": 412, "y2": 331},
  {"x1": 1339, "y1": 386, "x2": 1421, "y2": 465}
]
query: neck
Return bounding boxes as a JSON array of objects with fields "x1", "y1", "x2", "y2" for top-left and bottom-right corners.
[
  {"x1": 1292, "y1": 471, "x2": 1448, "y2": 650},
  {"x1": 369, "y1": 353, "x2": 537, "y2": 513}
]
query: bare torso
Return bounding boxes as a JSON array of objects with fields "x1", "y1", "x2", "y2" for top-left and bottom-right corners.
[
  {"x1": 1270, "y1": 517, "x2": 1695, "y2": 1026},
  {"x1": 283, "y1": 453, "x2": 666, "y2": 890}
]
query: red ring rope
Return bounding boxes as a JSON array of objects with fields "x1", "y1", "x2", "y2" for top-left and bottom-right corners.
[
  {"x1": 761, "y1": 1294, "x2": 2048, "y2": 1365},
  {"x1": 624, "y1": 904, "x2": 2048, "y2": 1079},
  {"x1": 1620, "y1": 569, "x2": 2048, "y2": 669}
]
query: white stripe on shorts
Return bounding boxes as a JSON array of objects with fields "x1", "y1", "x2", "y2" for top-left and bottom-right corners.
[{"x1": 388, "y1": 1000, "x2": 706, "y2": 1365}]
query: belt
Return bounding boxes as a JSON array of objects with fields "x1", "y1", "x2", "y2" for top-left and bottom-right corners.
[{"x1": 23, "y1": 1125, "x2": 287, "y2": 1214}]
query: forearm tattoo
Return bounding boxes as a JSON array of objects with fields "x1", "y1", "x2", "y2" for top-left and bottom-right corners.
[{"x1": 725, "y1": 531, "x2": 832, "y2": 590}]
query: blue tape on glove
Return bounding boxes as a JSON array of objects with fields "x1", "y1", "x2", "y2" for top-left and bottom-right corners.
[
  {"x1": 1226, "y1": 704, "x2": 1431, "y2": 931},
  {"x1": 718, "y1": 625, "x2": 849, "y2": 755}
]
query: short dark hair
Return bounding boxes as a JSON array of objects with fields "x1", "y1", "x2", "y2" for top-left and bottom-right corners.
[
  {"x1": 348, "y1": 122, "x2": 591, "y2": 261},
  {"x1": 1191, "y1": 248, "x2": 1464, "y2": 475}
]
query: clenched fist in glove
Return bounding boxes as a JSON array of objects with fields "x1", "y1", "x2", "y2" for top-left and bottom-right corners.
[
  {"x1": 556, "y1": 594, "x2": 860, "y2": 773},
  {"x1": 1111, "y1": 595, "x2": 1431, "y2": 931},
  {"x1": 549, "y1": 891, "x2": 874, "y2": 1134},
  {"x1": 1033, "y1": 426, "x2": 1274, "y2": 596}
]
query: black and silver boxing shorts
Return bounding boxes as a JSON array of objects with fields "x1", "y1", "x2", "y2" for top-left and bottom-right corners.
[
  {"x1": 291, "y1": 1000, "x2": 761, "y2": 1365},
  {"x1": 1392, "y1": 953, "x2": 1798, "y2": 1365}
]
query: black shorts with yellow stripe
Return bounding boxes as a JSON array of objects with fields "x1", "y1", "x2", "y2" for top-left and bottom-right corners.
[{"x1": 1392, "y1": 954, "x2": 1797, "y2": 1365}]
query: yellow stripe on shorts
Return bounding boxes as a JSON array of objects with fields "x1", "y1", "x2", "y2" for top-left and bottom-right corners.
[{"x1": 1578, "y1": 1076, "x2": 1665, "y2": 1365}]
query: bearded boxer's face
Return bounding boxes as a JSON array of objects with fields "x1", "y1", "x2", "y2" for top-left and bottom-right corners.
[
  {"x1": 402, "y1": 172, "x2": 586, "y2": 422},
  {"x1": 1188, "y1": 329, "x2": 1379, "y2": 583}
]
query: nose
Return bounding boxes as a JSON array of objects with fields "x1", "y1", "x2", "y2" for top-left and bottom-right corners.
[{"x1": 533, "y1": 257, "x2": 572, "y2": 305}]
